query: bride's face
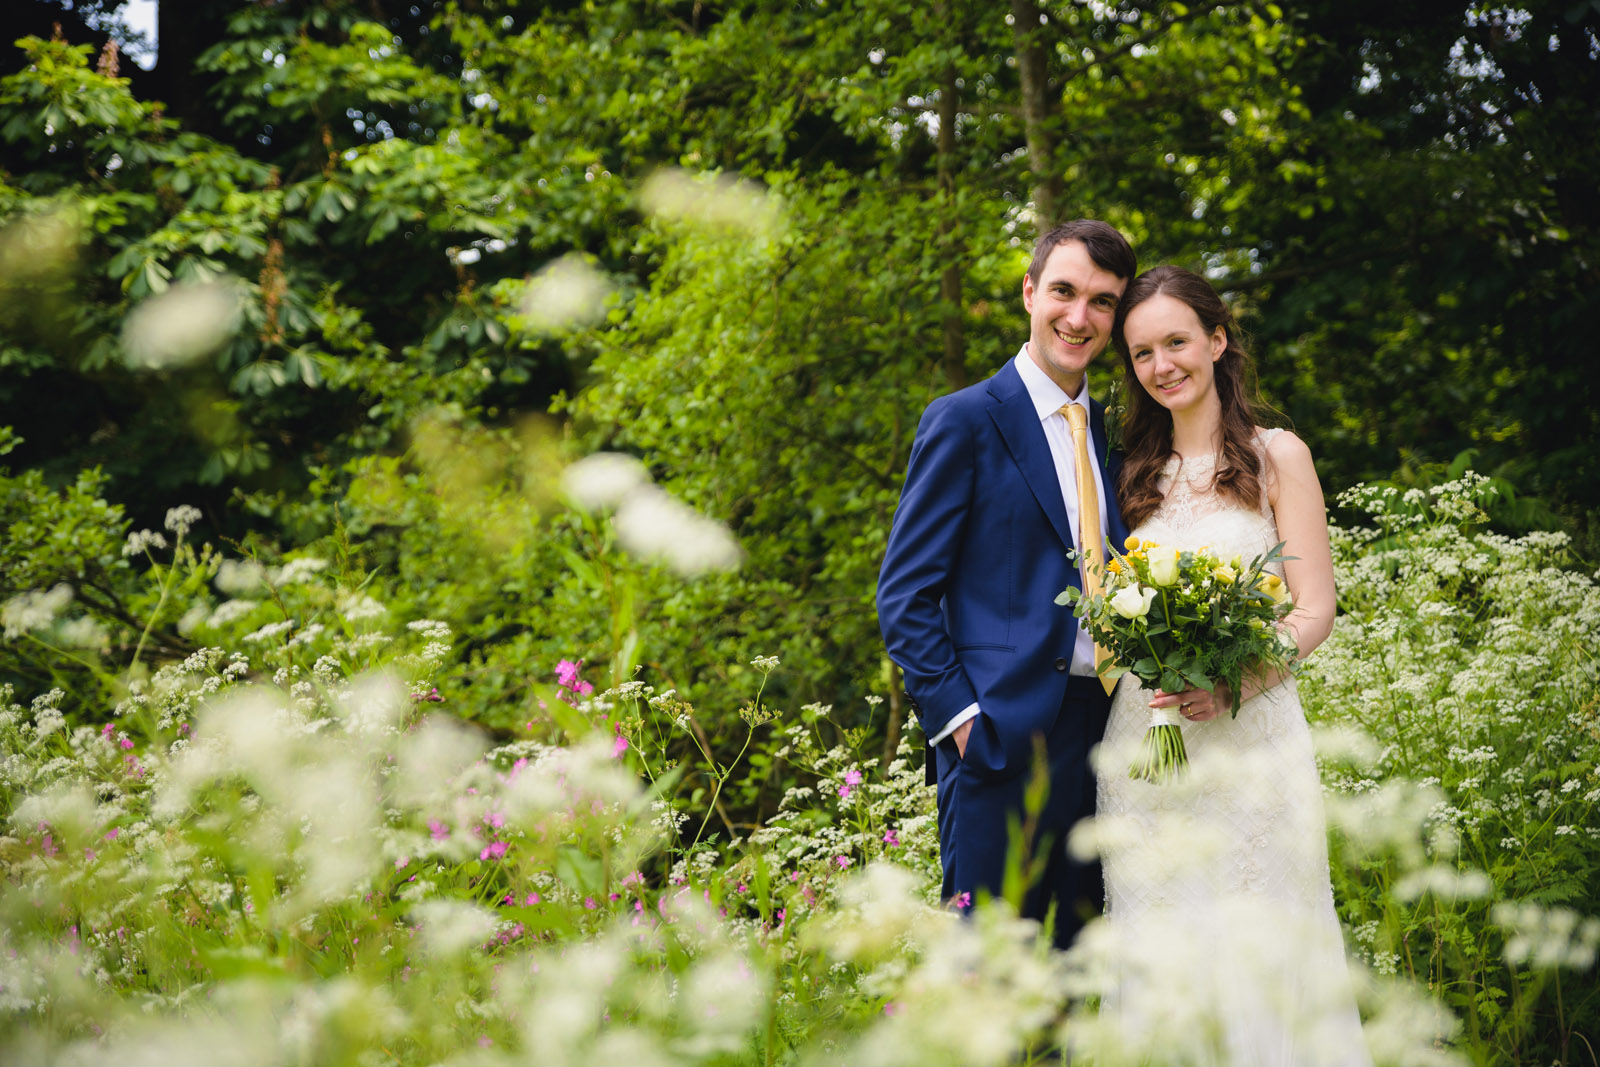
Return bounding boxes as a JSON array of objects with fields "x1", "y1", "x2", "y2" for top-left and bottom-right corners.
[{"x1": 1123, "y1": 293, "x2": 1226, "y2": 414}]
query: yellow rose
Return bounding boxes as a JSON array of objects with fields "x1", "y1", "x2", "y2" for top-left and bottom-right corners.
[{"x1": 1213, "y1": 563, "x2": 1238, "y2": 584}]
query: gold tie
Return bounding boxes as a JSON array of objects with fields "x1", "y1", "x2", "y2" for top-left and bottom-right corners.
[{"x1": 1062, "y1": 403, "x2": 1116, "y2": 695}]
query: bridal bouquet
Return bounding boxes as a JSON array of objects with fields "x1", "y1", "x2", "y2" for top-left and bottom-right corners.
[{"x1": 1056, "y1": 537, "x2": 1299, "y2": 782}]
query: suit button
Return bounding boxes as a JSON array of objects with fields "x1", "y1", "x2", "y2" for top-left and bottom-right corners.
[{"x1": 1054, "y1": 658, "x2": 1068, "y2": 671}]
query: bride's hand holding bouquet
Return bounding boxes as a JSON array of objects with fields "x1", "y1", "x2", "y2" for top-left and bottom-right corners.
[{"x1": 1056, "y1": 536, "x2": 1299, "y2": 782}]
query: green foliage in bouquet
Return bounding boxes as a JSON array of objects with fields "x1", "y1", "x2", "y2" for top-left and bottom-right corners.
[
  {"x1": 1059, "y1": 537, "x2": 1300, "y2": 712},
  {"x1": 1056, "y1": 538, "x2": 1299, "y2": 781}
]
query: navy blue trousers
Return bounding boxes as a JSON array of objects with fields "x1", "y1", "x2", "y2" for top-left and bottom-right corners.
[{"x1": 932, "y1": 675, "x2": 1113, "y2": 950}]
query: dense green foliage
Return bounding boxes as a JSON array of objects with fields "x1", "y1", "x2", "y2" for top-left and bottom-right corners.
[
  {"x1": 1, "y1": 5, "x2": 1598, "y2": 1060},
  {"x1": 3, "y1": 2, "x2": 1597, "y2": 729}
]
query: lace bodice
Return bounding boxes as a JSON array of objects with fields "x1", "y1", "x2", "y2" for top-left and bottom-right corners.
[{"x1": 1133, "y1": 428, "x2": 1285, "y2": 573}]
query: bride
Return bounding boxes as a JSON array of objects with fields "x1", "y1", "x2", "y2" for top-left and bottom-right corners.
[{"x1": 1088, "y1": 266, "x2": 1371, "y2": 1064}]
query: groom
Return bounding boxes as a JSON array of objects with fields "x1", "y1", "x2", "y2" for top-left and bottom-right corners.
[{"x1": 877, "y1": 219, "x2": 1134, "y2": 948}]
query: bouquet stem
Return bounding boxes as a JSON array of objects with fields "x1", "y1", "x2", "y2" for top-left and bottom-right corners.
[{"x1": 1129, "y1": 707, "x2": 1189, "y2": 783}]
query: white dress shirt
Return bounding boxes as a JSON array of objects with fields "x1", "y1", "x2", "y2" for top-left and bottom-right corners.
[{"x1": 929, "y1": 345, "x2": 1112, "y2": 746}]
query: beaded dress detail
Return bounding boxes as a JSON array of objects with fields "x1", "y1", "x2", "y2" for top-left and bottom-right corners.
[{"x1": 1093, "y1": 429, "x2": 1371, "y2": 1064}]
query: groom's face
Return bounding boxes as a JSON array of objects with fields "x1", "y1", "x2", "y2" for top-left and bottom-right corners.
[{"x1": 1021, "y1": 239, "x2": 1127, "y2": 396}]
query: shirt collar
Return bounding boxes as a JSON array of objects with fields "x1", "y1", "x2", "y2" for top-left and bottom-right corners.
[{"x1": 1014, "y1": 344, "x2": 1090, "y2": 423}]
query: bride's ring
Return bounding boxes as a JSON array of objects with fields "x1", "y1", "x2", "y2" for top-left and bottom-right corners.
[{"x1": 1181, "y1": 702, "x2": 1194, "y2": 716}]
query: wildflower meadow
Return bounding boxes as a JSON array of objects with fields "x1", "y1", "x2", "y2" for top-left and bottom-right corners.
[{"x1": 2, "y1": 452, "x2": 1596, "y2": 1064}]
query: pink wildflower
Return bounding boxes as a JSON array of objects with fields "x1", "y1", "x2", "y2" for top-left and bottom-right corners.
[
  {"x1": 584, "y1": 896, "x2": 598, "y2": 910},
  {"x1": 882, "y1": 828, "x2": 900, "y2": 848},
  {"x1": 952, "y1": 891, "x2": 972, "y2": 910},
  {"x1": 479, "y1": 841, "x2": 508, "y2": 861},
  {"x1": 884, "y1": 1001, "x2": 901, "y2": 1017},
  {"x1": 525, "y1": 892, "x2": 540, "y2": 906},
  {"x1": 120, "y1": 738, "x2": 134, "y2": 750},
  {"x1": 611, "y1": 734, "x2": 628, "y2": 758},
  {"x1": 395, "y1": 856, "x2": 410, "y2": 870},
  {"x1": 428, "y1": 819, "x2": 449, "y2": 841},
  {"x1": 555, "y1": 659, "x2": 582, "y2": 689},
  {"x1": 836, "y1": 855, "x2": 850, "y2": 870},
  {"x1": 104, "y1": 828, "x2": 119, "y2": 841}
]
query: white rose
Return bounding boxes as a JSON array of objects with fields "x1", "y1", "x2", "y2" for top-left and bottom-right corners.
[
  {"x1": 1148, "y1": 547, "x2": 1182, "y2": 587},
  {"x1": 1110, "y1": 584, "x2": 1158, "y2": 620}
]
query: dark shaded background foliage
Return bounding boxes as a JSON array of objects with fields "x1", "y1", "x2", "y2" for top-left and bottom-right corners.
[{"x1": 2, "y1": 0, "x2": 1597, "y2": 748}]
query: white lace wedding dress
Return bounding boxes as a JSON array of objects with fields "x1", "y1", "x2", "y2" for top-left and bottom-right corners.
[{"x1": 1091, "y1": 429, "x2": 1371, "y2": 1065}]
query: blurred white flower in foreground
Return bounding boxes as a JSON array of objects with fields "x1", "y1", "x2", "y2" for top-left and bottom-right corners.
[
  {"x1": 614, "y1": 483, "x2": 744, "y2": 576},
  {"x1": 122, "y1": 281, "x2": 242, "y2": 369},
  {"x1": 640, "y1": 168, "x2": 781, "y2": 235},
  {"x1": 2, "y1": 583, "x2": 74, "y2": 639},
  {"x1": 563, "y1": 453, "x2": 743, "y2": 577},
  {"x1": 562, "y1": 452, "x2": 650, "y2": 512},
  {"x1": 521, "y1": 253, "x2": 611, "y2": 333},
  {"x1": 1494, "y1": 900, "x2": 1600, "y2": 971},
  {"x1": 0, "y1": 208, "x2": 79, "y2": 283},
  {"x1": 410, "y1": 899, "x2": 498, "y2": 958},
  {"x1": 215, "y1": 559, "x2": 269, "y2": 596}
]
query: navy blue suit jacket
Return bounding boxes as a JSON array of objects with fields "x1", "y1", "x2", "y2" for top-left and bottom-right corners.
[{"x1": 878, "y1": 359, "x2": 1129, "y2": 780}]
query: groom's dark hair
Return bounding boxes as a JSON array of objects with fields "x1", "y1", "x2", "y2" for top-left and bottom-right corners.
[{"x1": 1026, "y1": 219, "x2": 1136, "y2": 286}]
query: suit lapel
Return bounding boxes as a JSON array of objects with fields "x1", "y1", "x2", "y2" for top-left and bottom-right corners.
[{"x1": 986, "y1": 362, "x2": 1075, "y2": 553}]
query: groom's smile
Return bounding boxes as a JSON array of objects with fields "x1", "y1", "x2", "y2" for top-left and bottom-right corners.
[{"x1": 1022, "y1": 238, "x2": 1127, "y2": 396}]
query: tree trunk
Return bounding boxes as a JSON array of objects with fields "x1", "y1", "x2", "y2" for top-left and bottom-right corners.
[
  {"x1": 936, "y1": 54, "x2": 968, "y2": 391},
  {"x1": 882, "y1": 659, "x2": 905, "y2": 770},
  {"x1": 149, "y1": 0, "x2": 233, "y2": 138},
  {"x1": 1010, "y1": 0, "x2": 1062, "y2": 233}
]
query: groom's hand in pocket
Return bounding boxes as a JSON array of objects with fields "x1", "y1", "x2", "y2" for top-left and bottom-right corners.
[{"x1": 953, "y1": 718, "x2": 974, "y2": 758}]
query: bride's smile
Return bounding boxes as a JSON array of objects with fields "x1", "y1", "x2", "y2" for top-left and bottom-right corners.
[{"x1": 1123, "y1": 292, "x2": 1226, "y2": 415}]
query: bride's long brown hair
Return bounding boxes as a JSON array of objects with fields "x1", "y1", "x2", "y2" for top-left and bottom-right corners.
[{"x1": 1112, "y1": 266, "x2": 1274, "y2": 530}]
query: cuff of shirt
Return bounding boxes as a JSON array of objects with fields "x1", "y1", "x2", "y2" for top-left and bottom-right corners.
[{"x1": 928, "y1": 703, "x2": 980, "y2": 746}]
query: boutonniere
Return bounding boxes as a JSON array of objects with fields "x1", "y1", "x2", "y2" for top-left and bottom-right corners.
[{"x1": 1099, "y1": 382, "x2": 1126, "y2": 457}]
